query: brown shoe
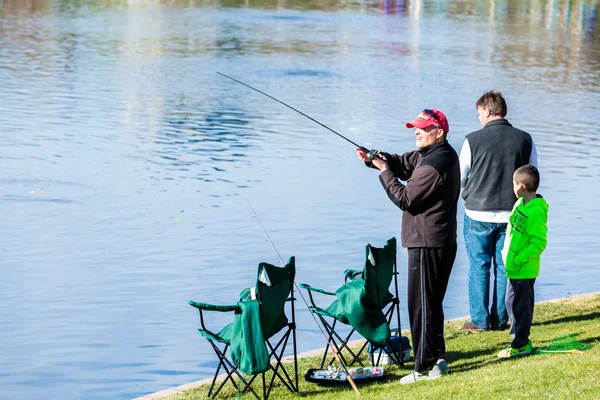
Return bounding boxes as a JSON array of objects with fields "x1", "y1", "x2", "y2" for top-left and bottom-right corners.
[{"x1": 462, "y1": 321, "x2": 488, "y2": 332}]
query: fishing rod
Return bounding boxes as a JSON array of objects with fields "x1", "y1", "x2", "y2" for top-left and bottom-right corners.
[
  {"x1": 217, "y1": 72, "x2": 382, "y2": 162},
  {"x1": 243, "y1": 197, "x2": 361, "y2": 396}
]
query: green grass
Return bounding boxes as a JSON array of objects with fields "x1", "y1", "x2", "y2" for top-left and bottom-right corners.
[{"x1": 166, "y1": 293, "x2": 600, "y2": 400}]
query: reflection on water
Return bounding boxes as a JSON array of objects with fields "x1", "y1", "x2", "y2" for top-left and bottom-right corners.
[
  {"x1": 1, "y1": 0, "x2": 599, "y2": 399},
  {"x1": 152, "y1": 109, "x2": 258, "y2": 180}
]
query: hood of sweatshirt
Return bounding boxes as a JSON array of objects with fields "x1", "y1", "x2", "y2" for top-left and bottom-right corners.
[{"x1": 522, "y1": 194, "x2": 549, "y2": 214}]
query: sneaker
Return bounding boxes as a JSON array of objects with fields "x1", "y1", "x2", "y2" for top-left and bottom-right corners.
[
  {"x1": 399, "y1": 371, "x2": 428, "y2": 384},
  {"x1": 462, "y1": 321, "x2": 489, "y2": 332},
  {"x1": 400, "y1": 361, "x2": 449, "y2": 385},
  {"x1": 498, "y1": 341, "x2": 534, "y2": 358},
  {"x1": 429, "y1": 358, "x2": 450, "y2": 378}
]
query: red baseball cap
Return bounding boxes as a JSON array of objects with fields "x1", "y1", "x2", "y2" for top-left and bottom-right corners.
[{"x1": 406, "y1": 109, "x2": 449, "y2": 132}]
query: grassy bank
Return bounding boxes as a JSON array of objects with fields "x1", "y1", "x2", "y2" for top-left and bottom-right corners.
[{"x1": 166, "y1": 293, "x2": 600, "y2": 400}]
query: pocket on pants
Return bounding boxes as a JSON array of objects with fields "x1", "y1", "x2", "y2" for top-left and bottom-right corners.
[{"x1": 466, "y1": 216, "x2": 491, "y2": 236}]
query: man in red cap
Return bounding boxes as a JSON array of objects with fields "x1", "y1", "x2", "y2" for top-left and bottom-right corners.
[{"x1": 357, "y1": 109, "x2": 460, "y2": 384}]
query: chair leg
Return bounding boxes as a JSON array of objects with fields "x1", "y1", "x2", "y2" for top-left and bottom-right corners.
[
  {"x1": 388, "y1": 346, "x2": 403, "y2": 368},
  {"x1": 349, "y1": 340, "x2": 369, "y2": 366},
  {"x1": 206, "y1": 342, "x2": 238, "y2": 399},
  {"x1": 207, "y1": 341, "x2": 261, "y2": 400},
  {"x1": 337, "y1": 328, "x2": 366, "y2": 366},
  {"x1": 210, "y1": 360, "x2": 237, "y2": 399},
  {"x1": 207, "y1": 343, "x2": 228, "y2": 397},
  {"x1": 377, "y1": 336, "x2": 403, "y2": 368},
  {"x1": 292, "y1": 323, "x2": 298, "y2": 392},
  {"x1": 325, "y1": 325, "x2": 364, "y2": 368},
  {"x1": 369, "y1": 340, "x2": 390, "y2": 367},
  {"x1": 320, "y1": 318, "x2": 349, "y2": 369},
  {"x1": 393, "y1": 254, "x2": 404, "y2": 366},
  {"x1": 319, "y1": 317, "x2": 335, "y2": 369},
  {"x1": 382, "y1": 298, "x2": 404, "y2": 367},
  {"x1": 243, "y1": 328, "x2": 296, "y2": 399},
  {"x1": 243, "y1": 371, "x2": 264, "y2": 395},
  {"x1": 224, "y1": 358, "x2": 261, "y2": 400},
  {"x1": 265, "y1": 331, "x2": 295, "y2": 396},
  {"x1": 394, "y1": 298, "x2": 404, "y2": 366}
]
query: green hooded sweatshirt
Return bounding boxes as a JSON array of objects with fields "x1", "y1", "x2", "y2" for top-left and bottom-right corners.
[{"x1": 501, "y1": 195, "x2": 549, "y2": 279}]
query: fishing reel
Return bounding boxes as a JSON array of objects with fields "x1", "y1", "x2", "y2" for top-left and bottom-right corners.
[{"x1": 365, "y1": 149, "x2": 381, "y2": 161}]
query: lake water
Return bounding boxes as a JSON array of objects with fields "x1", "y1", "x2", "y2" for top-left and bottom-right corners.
[{"x1": 1, "y1": 0, "x2": 599, "y2": 399}]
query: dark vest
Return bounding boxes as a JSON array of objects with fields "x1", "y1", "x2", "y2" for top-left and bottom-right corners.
[{"x1": 462, "y1": 119, "x2": 533, "y2": 212}]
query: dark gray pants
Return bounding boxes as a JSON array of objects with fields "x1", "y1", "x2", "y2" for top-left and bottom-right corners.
[
  {"x1": 505, "y1": 278, "x2": 536, "y2": 348},
  {"x1": 407, "y1": 243, "x2": 456, "y2": 372}
]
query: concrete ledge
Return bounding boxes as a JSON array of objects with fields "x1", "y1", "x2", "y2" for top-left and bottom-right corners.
[
  {"x1": 133, "y1": 291, "x2": 599, "y2": 400},
  {"x1": 132, "y1": 338, "x2": 364, "y2": 400}
]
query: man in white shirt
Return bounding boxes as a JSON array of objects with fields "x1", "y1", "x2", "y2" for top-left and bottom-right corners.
[{"x1": 460, "y1": 91, "x2": 537, "y2": 332}]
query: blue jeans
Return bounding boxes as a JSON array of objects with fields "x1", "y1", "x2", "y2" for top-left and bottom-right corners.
[{"x1": 464, "y1": 214, "x2": 508, "y2": 329}]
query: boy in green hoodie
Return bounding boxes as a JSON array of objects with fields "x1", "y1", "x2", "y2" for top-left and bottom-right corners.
[{"x1": 498, "y1": 165, "x2": 548, "y2": 358}]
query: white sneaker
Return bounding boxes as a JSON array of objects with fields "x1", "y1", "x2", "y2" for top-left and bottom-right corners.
[
  {"x1": 400, "y1": 359, "x2": 449, "y2": 384},
  {"x1": 428, "y1": 358, "x2": 450, "y2": 378},
  {"x1": 399, "y1": 371, "x2": 428, "y2": 384}
]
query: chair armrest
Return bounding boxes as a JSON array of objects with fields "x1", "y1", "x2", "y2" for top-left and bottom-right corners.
[
  {"x1": 344, "y1": 269, "x2": 363, "y2": 282},
  {"x1": 188, "y1": 301, "x2": 240, "y2": 312},
  {"x1": 298, "y1": 283, "x2": 335, "y2": 296}
]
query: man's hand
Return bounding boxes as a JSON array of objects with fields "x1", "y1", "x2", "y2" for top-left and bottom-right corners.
[
  {"x1": 356, "y1": 147, "x2": 369, "y2": 161},
  {"x1": 356, "y1": 147, "x2": 388, "y2": 171},
  {"x1": 372, "y1": 154, "x2": 388, "y2": 171}
]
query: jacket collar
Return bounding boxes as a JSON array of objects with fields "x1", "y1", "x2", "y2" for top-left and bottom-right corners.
[
  {"x1": 484, "y1": 119, "x2": 512, "y2": 128},
  {"x1": 419, "y1": 140, "x2": 448, "y2": 156}
]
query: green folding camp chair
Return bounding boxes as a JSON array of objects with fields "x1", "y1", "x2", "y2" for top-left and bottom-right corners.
[
  {"x1": 299, "y1": 238, "x2": 403, "y2": 369},
  {"x1": 189, "y1": 257, "x2": 298, "y2": 400}
]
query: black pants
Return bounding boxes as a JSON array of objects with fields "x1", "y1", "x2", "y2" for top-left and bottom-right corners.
[
  {"x1": 407, "y1": 243, "x2": 456, "y2": 372},
  {"x1": 505, "y1": 278, "x2": 536, "y2": 349}
]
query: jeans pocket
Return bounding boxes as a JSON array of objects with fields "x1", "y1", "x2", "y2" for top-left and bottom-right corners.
[{"x1": 466, "y1": 216, "x2": 491, "y2": 237}]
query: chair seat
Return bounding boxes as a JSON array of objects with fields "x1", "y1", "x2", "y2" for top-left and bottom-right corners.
[
  {"x1": 198, "y1": 323, "x2": 233, "y2": 344},
  {"x1": 309, "y1": 300, "x2": 349, "y2": 324}
]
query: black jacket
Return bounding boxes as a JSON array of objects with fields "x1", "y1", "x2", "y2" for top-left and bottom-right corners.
[{"x1": 375, "y1": 140, "x2": 460, "y2": 248}]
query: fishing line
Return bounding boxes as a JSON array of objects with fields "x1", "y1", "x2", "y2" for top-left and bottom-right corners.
[
  {"x1": 372, "y1": 106, "x2": 406, "y2": 124},
  {"x1": 218, "y1": 72, "x2": 382, "y2": 161},
  {"x1": 243, "y1": 196, "x2": 361, "y2": 395}
]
